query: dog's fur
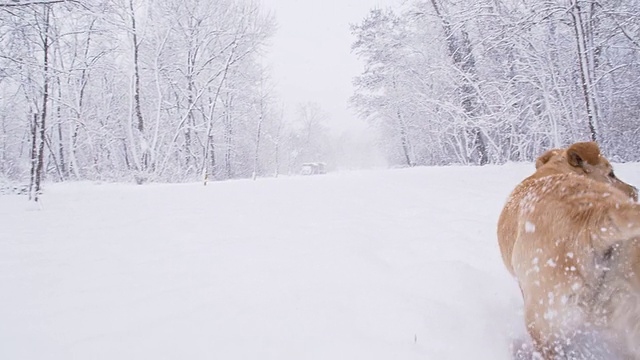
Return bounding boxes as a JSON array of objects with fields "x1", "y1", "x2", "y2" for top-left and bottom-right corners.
[{"x1": 498, "y1": 142, "x2": 640, "y2": 358}]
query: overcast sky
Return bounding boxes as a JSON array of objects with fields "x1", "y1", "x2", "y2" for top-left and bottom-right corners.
[{"x1": 260, "y1": 0, "x2": 399, "y2": 134}]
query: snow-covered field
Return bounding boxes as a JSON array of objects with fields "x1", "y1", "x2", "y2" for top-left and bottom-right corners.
[{"x1": 3, "y1": 163, "x2": 640, "y2": 359}]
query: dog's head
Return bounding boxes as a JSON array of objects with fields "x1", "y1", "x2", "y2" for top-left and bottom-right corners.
[{"x1": 535, "y1": 141, "x2": 638, "y2": 201}]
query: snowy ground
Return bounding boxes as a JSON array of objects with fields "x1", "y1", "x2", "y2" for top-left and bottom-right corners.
[{"x1": 3, "y1": 163, "x2": 640, "y2": 359}]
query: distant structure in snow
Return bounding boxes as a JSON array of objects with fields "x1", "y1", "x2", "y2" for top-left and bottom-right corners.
[{"x1": 300, "y1": 162, "x2": 326, "y2": 175}]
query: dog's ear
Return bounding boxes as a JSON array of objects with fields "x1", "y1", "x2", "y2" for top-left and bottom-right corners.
[
  {"x1": 567, "y1": 142, "x2": 601, "y2": 168},
  {"x1": 536, "y1": 149, "x2": 562, "y2": 169}
]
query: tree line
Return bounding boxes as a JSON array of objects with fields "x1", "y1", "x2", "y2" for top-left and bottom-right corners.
[
  {"x1": 351, "y1": 0, "x2": 640, "y2": 167},
  {"x1": 0, "y1": 0, "x2": 335, "y2": 199}
]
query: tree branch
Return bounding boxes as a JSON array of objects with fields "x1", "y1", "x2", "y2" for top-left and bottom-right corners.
[{"x1": 0, "y1": 0, "x2": 77, "y2": 7}]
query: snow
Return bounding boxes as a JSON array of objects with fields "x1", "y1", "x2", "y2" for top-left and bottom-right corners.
[
  {"x1": 546, "y1": 258, "x2": 557, "y2": 268},
  {"x1": 525, "y1": 221, "x2": 536, "y2": 233},
  {"x1": 2, "y1": 163, "x2": 639, "y2": 359}
]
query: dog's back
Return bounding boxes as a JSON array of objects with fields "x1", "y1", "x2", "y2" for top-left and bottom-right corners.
[
  {"x1": 497, "y1": 142, "x2": 640, "y2": 359},
  {"x1": 498, "y1": 142, "x2": 637, "y2": 275}
]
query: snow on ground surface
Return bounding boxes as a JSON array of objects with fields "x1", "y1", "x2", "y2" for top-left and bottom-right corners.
[{"x1": 3, "y1": 163, "x2": 640, "y2": 359}]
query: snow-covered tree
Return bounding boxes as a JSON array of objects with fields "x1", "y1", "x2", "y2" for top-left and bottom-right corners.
[
  {"x1": 0, "y1": 0, "x2": 285, "y2": 186},
  {"x1": 352, "y1": 0, "x2": 640, "y2": 166}
]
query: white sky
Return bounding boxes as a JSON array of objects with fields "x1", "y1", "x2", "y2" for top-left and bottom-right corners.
[{"x1": 260, "y1": 0, "x2": 399, "y2": 134}]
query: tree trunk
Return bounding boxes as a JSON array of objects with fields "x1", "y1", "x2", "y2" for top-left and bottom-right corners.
[
  {"x1": 129, "y1": 0, "x2": 147, "y2": 171},
  {"x1": 0, "y1": 116, "x2": 6, "y2": 176},
  {"x1": 33, "y1": 4, "x2": 51, "y2": 201},
  {"x1": 252, "y1": 97, "x2": 265, "y2": 180},
  {"x1": 68, "y1": 18, "x2": 94, "y2": 180},
  {"x1": 209, "y1": 135, "x2": 216, "y2": 174},
  {"x1": 202, "y1": 45, "x2": 236, "y2": 185},
  {"x1": 273, "y1": 107, "x2": 284, "y2": 178},
  {"x1": 430, "y1": 0, "x2": 488, "y2": 165},
  {"x1": 396, "y1": 108, "x2": 413, "y2": 167},
  {"x1": 571, "y1": 0, "x2": 599, "y2": 142},
  {"x1": 44, "y1": 133, "x2": 64, "y2": 182},
  {"x1": 185, "y1": 49, "x2": 196, "y2": 170},
  {"x1": 28, "y1": 113, "x2": 38, "y2": 200},
  {"x1": 224, "y1": 98, "x2": 233, "y2": 180},
  {"x1": 55, "y1": 77, "x2": 65, "y2": 178}
]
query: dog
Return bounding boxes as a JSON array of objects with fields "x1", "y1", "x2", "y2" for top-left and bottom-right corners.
[{"x1": 497, "y1": 141, "x2": 640, "y2": 358}]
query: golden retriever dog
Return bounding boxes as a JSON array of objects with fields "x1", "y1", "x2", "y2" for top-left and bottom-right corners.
[{"x1": 498, "y1": 142, "x2": 640, "y2": 359}]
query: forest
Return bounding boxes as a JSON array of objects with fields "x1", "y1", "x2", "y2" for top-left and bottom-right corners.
[
  {"x1": 0, "y1": 0, "x2": 334, "y2": 199},
  {"x1": 2, "y1": 0, "x2": 640, "y2": 197},
  {"x1": 352, "y1": 0, "x2": 640, "y2": 166}
]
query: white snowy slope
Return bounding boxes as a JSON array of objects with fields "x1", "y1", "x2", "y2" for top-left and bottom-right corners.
[{"x1": 2, "y1": 163, "x2": 640, "y2": 360}]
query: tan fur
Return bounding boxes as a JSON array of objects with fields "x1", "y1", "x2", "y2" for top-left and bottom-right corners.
[
  {"x1": 535, "y1": 148, "x2": 562, "y2": 169},
  {"x1": 498, "y1": 142, "x2": 638, "y2": 275},
  {"x1": 497, "y1": 142, "x2": 640, "y2": 358}
]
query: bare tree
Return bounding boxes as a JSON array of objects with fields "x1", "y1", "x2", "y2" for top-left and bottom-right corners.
[
  {"x1": 21, "y1": 3, "x2": 53, "y2": 201},
  {"x1": 251, "y1": 64, "x2": 272, "y2": 180},
  {"x1": 570, "y1": 0, "x2": 599, "y2": 142},
  {"x1": 352, "y1": 0, "x2": 640, "y2": 166}
]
